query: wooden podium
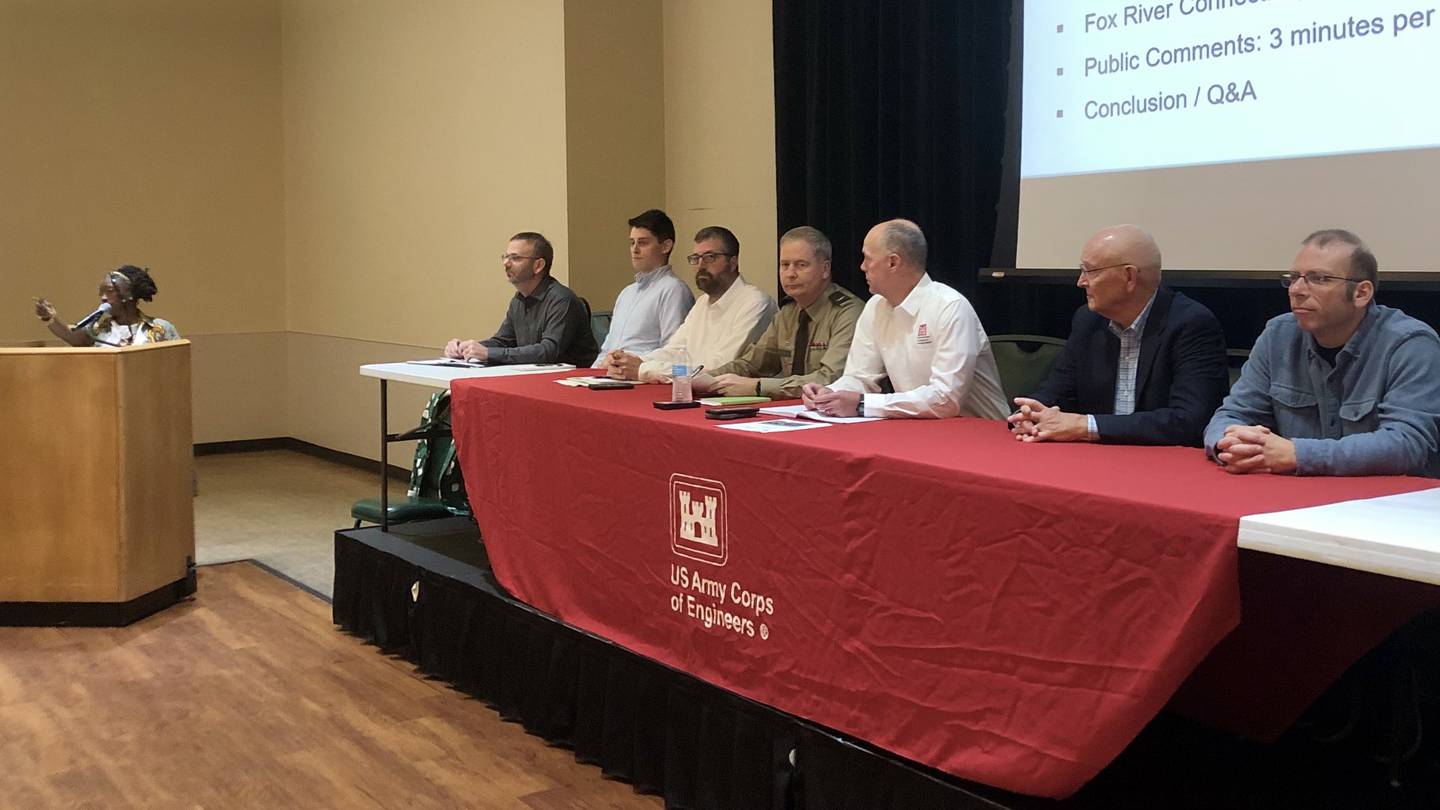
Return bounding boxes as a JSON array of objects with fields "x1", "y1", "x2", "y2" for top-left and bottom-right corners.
[{"x1": 0, "y1": 341, "x2": 196, "y2": 625}]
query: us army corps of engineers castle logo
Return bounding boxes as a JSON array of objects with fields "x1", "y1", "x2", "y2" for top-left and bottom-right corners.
[{"x1": 669, "y1": 473, "x2": 728, "y2": 566}]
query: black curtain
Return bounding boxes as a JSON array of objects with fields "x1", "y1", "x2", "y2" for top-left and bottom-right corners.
[{"x1": 773, "y1": 1, "x2": 1012, "y2": 299}]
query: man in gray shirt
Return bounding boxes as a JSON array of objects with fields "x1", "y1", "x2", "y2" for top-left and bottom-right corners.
[
  {"x1": 1206, "y1": 229, "x2": 1440, "y2": 477},
  {"x1": 445, "y1": 231, "x2": 599, "y2": 367}
]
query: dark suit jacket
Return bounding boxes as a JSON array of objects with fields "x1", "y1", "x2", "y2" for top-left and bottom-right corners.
[{"x1": 1028, "y1": 286, "x2": 1228, "y2": 446}]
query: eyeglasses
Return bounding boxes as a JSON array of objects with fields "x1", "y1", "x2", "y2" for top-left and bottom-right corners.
[
  {"x1": 500, "y1": 253, "x2": 541, "y2": 263},
  {"x1": 1280, "y1": 271, "x2": 1359, "y2": 288},
  {"x1": 686, "y1": 251, "x2": 735, "y2": 266},
  {"x1": 1078, "y1": 262, "x2": 1129, "y2": 278}
]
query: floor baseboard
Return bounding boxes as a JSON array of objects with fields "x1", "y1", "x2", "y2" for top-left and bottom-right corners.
[{"x1": 194, "y1": 437, "x2": 409, "y2": 481}]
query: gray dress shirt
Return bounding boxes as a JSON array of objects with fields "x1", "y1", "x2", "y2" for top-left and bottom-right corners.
[{"x1": 481, "y1": 276, "x2": 600, "y2": 367}]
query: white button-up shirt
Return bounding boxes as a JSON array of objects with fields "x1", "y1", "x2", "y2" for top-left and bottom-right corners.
[
  {"x1": 639, "y1": 275, "x2": 777, "y2": 382},
  {"x1": 593, "y1": 265, "x2": 695, "y2": 365},
  {"x1": 830, "y1": 274, "x2": 1008, "y2": 419}
]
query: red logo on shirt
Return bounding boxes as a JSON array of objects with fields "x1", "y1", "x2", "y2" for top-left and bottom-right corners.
[
  {"x1": 670, "y1": 474, "x2": 728, "y2": 566},
  {"x1": 916, "y1": 323, "x2": 932, "y2": 345}
]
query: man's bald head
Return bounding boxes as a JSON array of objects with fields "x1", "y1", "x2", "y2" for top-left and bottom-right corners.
[
  {"x1": 1085, "y1": 224, "x2": 1162, "y2": 277},
  {"x1": 1078, "y1": 224, "x2": 1163, "y2": 323}
]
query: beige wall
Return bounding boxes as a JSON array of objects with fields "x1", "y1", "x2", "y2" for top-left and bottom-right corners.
[
  {"x1": 663, "y1": 0, "x2": 778, "y2": 301},
  {"x1": 0, "y1": 0, "x2": 285, "y2": 442},
  {"x1": 4, "y1": 1, "x2": 778, "y2": 458},
  {"x1": 282, "y1": 0, "x2": 570, "y2": 348},
  {"x1": 562, "y1": 0, "x2": 666, "y2": 311},
  {"x1": 280, "y1": 0, "x2": 571, "y2": 453}
]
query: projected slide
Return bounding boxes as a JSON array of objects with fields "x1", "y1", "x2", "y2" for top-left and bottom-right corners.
[{"x1": 1022, "y1": 0, "x2": 1440, "y2": 178}]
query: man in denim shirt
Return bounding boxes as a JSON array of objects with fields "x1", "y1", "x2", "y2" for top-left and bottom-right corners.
[{"x1": 1205, "y1": 230, "x2": 1440, "y2": 477}]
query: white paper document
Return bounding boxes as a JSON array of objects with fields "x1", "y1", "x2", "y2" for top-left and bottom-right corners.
[
  {"x1": 408, "y1": 358, "x2": 485, "y2": 368},
  {"x1": 758, "y1": 404, "x2": 881, "y2": 425},
  {"x1": 716, "y1": 418, "x2": 831, "y2": 433},
  {"x1": 555, "y1": 376, "x2": 637, "y2": 388}
]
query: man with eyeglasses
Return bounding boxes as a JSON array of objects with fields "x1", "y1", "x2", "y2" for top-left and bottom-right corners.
[
  {"x1": 591, "y1": 209, "x2": 695, "y2": 365},
  {"x1": 803, "y1": 219, "x2": 1008, "y2": 419},
  {"x1": 602, "y1": 226, "x2": 776, "y2": 382},
  {"x1": 444, "y1": 231, "x2": 599, "y2": 367},
  {"x1": 1205, "y1": 229, "x2": 1440, "y2": 476},
  {"x1": 1007, "y1": 224, "x2": 1228, "y2": 445},
  {"x1": 692, "y1": 226, "x2": 861, "y2": 398}
]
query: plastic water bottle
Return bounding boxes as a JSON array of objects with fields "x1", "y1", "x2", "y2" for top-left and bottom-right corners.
[{"x1": 671, "y1": 350, "x2": 692, "y2": 403}]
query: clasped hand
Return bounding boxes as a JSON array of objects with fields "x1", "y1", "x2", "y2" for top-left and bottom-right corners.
[
  {"x1": 443, "y1": 339, "x2": 487, "y2": 362},
  {"x1": 1214, "y1": 424, "x2": 1297, "y2": 474},
  {"x1": 1006, "y1": 398, "x2": 1089, "y2": 443},
  {"x1": 601, "y1": 349, "x2": 641, "y2": 380},
  {"x1": 801, "y1": 383, "x2": 861, "y2": 417}
]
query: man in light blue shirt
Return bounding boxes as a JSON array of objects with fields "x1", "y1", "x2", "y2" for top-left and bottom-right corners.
[
  {"x1": 592, "y1": 208, "x2": 695, "y2": 366},
  {"x1": 1206, "y1": 229, "x2": 1440, "y2": 477}
]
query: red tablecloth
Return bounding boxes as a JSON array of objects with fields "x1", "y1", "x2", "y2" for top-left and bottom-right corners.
[{"x1": 450, "y1": 372, "x2": 1438, "y2": 798}]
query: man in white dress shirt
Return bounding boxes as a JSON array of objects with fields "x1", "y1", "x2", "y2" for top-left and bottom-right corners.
[
  {"x1": 803, "y1": 219, "x2": 1008, "y2": 419},
  {"x1": 591, "y1": 209, "x2": 695, "y2": 365},
  {"x1": 603, "y1": 226, "x2": 777, "y2": 383}
]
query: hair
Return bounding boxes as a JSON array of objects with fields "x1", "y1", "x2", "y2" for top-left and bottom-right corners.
[
  {"x1": 510, "y1": 231, "x2": 554, "y2": 275},
  {"x1": 1302, "y1": 229, "x2": 1378, "y2": 286},
  {"x1": 110, "y1": 265, "x2": 158, "y2": 302},
  {"x1": 628, "y1": 209, "x2": 676, "y2": 246},
  {"x1": 780, "y1": 226, "x2": 832, "y2": 262},
  {"x1": 880, "y1": 219, "x2": 927, "y2": 270},
  {"x1": 693, "y1": 225, "x2": 740, "y2": 258}
]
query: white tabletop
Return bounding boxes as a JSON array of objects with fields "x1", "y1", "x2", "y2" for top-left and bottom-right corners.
[
  {"x1": 359, "y1": 361, "x2": 573, "y2": 389},
  {"x1": 1238, "y1": 488, "x2": 1440, "y2": 585}
]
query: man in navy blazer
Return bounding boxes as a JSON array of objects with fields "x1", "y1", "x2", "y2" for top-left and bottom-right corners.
[{"x1": 1007, "y1": 225, "x2": 1228, "y2": 446}]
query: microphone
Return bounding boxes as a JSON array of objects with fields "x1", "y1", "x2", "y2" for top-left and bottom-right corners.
[{"x1": 73, "y1": 302, "x2": 111, "y2": 330}]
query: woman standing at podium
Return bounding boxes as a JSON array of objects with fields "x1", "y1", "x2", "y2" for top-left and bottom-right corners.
[{"x1": 33, "y1": 265, "x2": 180, "y2": 347}]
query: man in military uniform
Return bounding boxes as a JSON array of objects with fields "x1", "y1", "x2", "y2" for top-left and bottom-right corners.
[{"x1": 694, "y1": 226, "x2": 860, "y2": 399}]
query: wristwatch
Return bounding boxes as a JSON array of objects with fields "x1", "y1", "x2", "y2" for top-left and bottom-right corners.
[{"x1": 755, "y1": 380, "x2": 762, "y2": 396}]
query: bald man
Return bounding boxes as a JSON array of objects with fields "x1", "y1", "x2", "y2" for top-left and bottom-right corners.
[{"x1": 1007, "y1": 225, "x2": 1228, "y2": 446}]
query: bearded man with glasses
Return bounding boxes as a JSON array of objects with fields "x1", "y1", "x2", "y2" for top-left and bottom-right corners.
[
  {"x1": 1206, "y1": 230, "x2": 1440, "y2": 477},
  {"x1": 603, "y1": 225, "x2": 777, "y2": 383}
]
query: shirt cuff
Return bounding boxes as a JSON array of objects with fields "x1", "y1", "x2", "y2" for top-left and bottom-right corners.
[
  {"x1": 861, "y1": 392, "x2": 883, "y2": 418},
  {"x1": 1087, "y1": 414, "x2": 1099, "y2": 441}
]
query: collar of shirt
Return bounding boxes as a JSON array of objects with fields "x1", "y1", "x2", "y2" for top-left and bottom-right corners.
[
  {"x1": 799, "y1": 286, "x2": 836, "y2": 320},
  {"x1": 1302, "y1": 303, "x2": 1376, "y2": 365},
  {"x1": 895, "y1": 274, "x2": 933, "y2": 317},
  {"x1": 704, "y1": 274, "x2": 751, "y2": 310},
  {"x1": 517, "y1": 275, "x2": 556, "y2": 304},
  {"x1": 633, "y1": 264, "x2": 672, "y2": 286},
  {"x1": 1108, "y1": 288, "x2": 1159, "y2": 338}
]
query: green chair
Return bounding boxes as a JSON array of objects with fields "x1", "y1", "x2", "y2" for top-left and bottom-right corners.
[
  {"x1": 591, "y1": 309, "x2": 612, "y2": 348},
  {"x1": 990, "y1": 334, "x2": 1067, "y2": 403},
  {"x1": 351, "y1": 391, "x2": 470, "y2": 528},
  {"x1": 1227, "y1": 348, "x2": 1250, "y2": 390}
]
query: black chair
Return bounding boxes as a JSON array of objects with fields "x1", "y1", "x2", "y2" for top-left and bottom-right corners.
[{"x1": 990, "y1": 334, "x2": 1066, "y2": 403}]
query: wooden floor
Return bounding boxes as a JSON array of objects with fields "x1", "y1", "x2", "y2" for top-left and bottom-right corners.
[{"x1": 0, "y1": 563, "x2": 661, "y2": 810}]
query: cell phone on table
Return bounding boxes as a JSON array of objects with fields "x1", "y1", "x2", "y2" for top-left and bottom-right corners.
[
  {"x1": 704, "y1": 406, "x2": 759, "y2": 420},
  {"x1": 589, "y1": 380, "x2": 634, "y2": 390},
  {"x1": 654, "y1": 400, "x2": 701, "y2": 410}
]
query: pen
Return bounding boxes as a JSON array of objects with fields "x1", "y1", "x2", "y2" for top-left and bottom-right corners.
[{"x1": 688, "y1": 365, "x2": 705, "y2": 378}]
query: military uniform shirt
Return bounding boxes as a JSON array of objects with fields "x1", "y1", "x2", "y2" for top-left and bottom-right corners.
[{"x1": 709, "y1": 283, "x2": 862, "y2": 399}]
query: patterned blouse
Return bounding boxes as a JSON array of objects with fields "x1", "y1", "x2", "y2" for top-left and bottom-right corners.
[{"x1": 85, "y1": 311, "x2": 181, "y2": 346}]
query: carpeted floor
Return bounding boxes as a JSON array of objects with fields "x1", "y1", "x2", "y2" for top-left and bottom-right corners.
[{"x1": 194, "y1": 449, "x2": 402, "y2": 598}]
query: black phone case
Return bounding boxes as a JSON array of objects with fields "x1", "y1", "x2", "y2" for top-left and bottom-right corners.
[
  {"x1": 705, "y1": 407, "x2": 759, "y2": 420},
  {"x1": 653, "y1": 400, "x2": 701, "y2": 409}
]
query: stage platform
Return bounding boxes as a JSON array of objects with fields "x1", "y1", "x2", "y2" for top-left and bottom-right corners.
[{"x1": 333, "y1": 518, "x2": 1440, "y2": 810}]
